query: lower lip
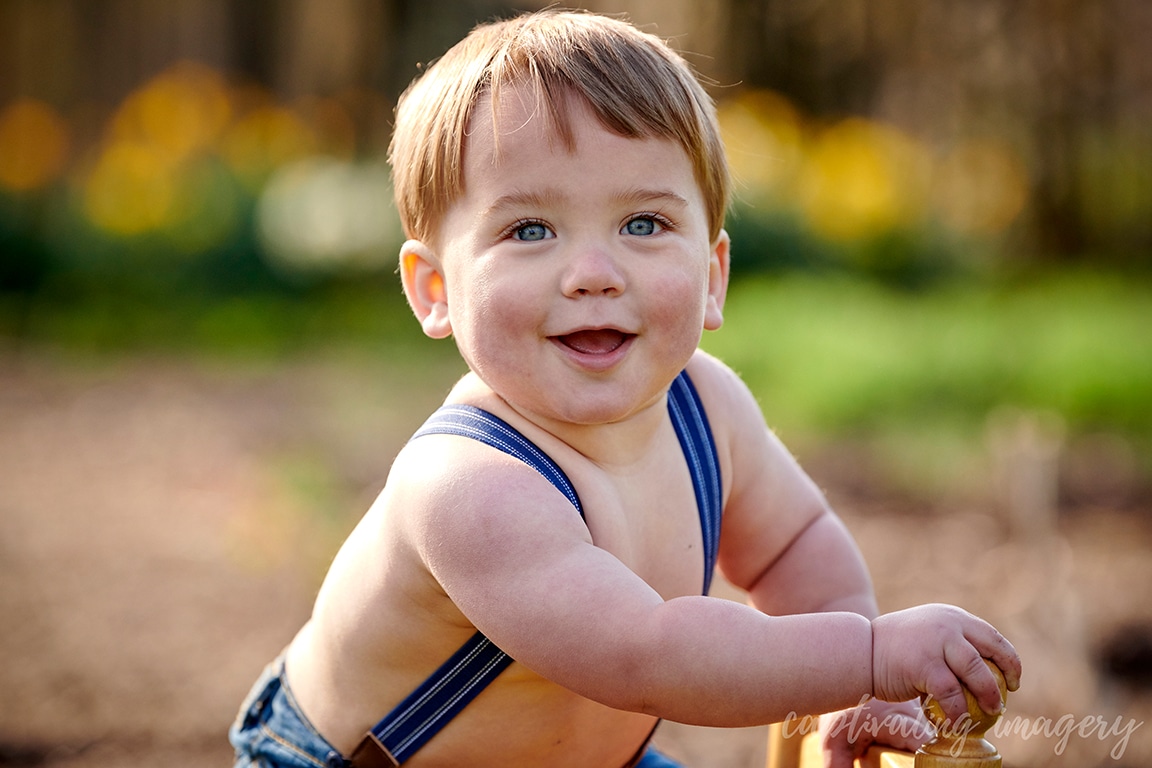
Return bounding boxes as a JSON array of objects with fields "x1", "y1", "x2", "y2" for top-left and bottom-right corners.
[{"x1": 549, "y1": 335, "x2": 635, "y2": 372}]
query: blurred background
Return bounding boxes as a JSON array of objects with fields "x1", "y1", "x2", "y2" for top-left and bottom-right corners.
[{"x1": 1, "y1": 1, "x2": 1150, "y2": 766}]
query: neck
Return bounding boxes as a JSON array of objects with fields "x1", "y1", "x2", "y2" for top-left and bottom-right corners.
[
  {"x1": 447, "y1": 372, "x2": 671, "y2": 469},
  {"x1": 517, "y1": 394, "x2": 670, "y2": 470}
]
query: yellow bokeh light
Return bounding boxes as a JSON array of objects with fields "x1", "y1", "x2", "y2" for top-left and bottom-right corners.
[
  {"x1": 83, "y1": 141, "x2": 177, "y2": 235},
  {"x1": 222, "y1": 106, "x2": 318, "y2": 190},
  {"x1": 799, "y1": 118, "x2": 931, "y2": 241},
  {"x1": 0, "y1": 99, "x2": 71, "y2": 192},
  {"x1": 718, "y1": 89, "x2": 805, "y2": 201},
  {"x1": 932, "y1": 139, "x2": 1030, "y2": 236},
  {"x1": 110, "y1": 61, "x2": 233, "y2": 163}
]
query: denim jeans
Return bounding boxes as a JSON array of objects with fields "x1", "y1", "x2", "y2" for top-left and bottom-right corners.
[
  {"x1": 230, "y1": 655, "x2": 348, "y2": 768},
  {"x1": 635, "y1": 747, "x2": 687, "y2": 767},
  {"x1": 230, "y1": 655, "x2": 686, "y2": 767}
]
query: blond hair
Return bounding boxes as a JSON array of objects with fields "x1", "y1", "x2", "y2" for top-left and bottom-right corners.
[{"x1": 389, "y1": 9, "x2": 730, "y2": 244}]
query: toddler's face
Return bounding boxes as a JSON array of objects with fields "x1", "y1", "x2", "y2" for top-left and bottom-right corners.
[{"x1": 422, "y1": 85, "x2": 728, "y2": 426}]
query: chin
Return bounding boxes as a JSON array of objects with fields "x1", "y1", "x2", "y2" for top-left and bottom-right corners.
[{"x1": 549, "y1": 386, "x2": 668, "y2": 426}]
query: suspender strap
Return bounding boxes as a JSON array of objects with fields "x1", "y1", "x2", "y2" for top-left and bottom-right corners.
[
  {"x1": 667, "y1": 371, "x2": 723, "y2": 595},
  {"x1": 357, "y1": 405, "x2": 581, "y2": 765},
  {"x1": 413, "y1": 405, "x2": 584, "y2": 516},
  {"x1": 355, "y1": 631, "x2": 513, "y2": 765},
  {"x1": 356, "y1": 371, "x2": 721, "y2": 765}
]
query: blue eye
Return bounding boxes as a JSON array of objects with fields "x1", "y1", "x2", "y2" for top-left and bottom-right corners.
[
  {"x1": 623, "y1": 216, "x2": 662, "y2": 236},
  {"x1": 513, "y1": 221, "x2": 553, "y2": 241}
]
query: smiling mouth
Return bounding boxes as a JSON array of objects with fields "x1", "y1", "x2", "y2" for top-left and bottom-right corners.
[{"x1": 555, "y1": 329, "x2": 635, "y2": 355}]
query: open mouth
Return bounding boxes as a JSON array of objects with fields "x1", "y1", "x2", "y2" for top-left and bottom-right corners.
[{"x1": 555, "y1": 329, "x2": 635, "y2": 355}]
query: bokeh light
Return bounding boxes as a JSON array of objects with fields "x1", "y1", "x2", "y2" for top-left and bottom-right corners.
[
  {"x1": 932, "y1": 139, "x2": 1030, "y2": 237},
  {"x1": 717, "y1": 88, "x2": 1031, "y2": 247},
  {"x1": 0, "y1": 59, "x2": 1118, "y2": 293},
  {"x1": 69, "y1": 61, "x2": 324, "y2": 256},
  {"x1": 257, "y1": 157, "x2": 398, "y2": 273},
  {"x1": 221, "y1": 104, "x2": 318, "y2": 190},
  {"x1": 82, "y1": 140, "x2": 179, "y2": 235},
  {"x1": 109, "y1": 61, "x2": 233, "y2": 162},
  {"x1": 798, "y1": 117, "x2": 932, "y2": 242},
  {"x1": 0, "y1": 99, "x2": 71, "y2": 192},
  {"x1": 719, "y1": 89, "x2": 805, "y2": 204},
  {"x1": 80, "y1": 61, "x2": 241, "y2": 242}
]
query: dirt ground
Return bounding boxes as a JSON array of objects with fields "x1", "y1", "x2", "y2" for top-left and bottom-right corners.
[{"x1": 1, "y1": 349, "x2": 1150, "y2": 767}]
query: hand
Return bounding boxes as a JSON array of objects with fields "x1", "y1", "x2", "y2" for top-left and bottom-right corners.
[
  {"x1": 818, "y1": 698, "x2": 931, "y2": 768},
  {"x1": 871, "y1": 604, "x2": 1022, "y2": 726}
]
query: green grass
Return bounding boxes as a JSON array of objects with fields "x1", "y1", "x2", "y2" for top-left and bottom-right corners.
[
  {"x1": 6, "y1": 269, "x2": 1150, "y2": 444},
  {"x1": 699, "y1": 271, "x2": 1152, "y2": 499},
  {"x1": 702, "y1": 272, "x2": 1152, "y2": 441},
  {"x1": 1, "y1": 280, "x2": 437, "y2": 362},
  {"x1": 6, "y1": 269, "x2": 1149, "y2": 499}
]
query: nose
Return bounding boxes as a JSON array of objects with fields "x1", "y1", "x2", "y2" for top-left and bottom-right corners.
[{"x1": 561, "y1": 244, "x2": 625, "y2": 298}]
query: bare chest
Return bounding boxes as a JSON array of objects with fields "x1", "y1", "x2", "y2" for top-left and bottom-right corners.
[{"x1": 574, "y1": 455, "x2": 708, "y2": 599}]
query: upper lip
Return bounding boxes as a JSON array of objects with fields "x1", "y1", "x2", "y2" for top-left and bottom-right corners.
[{"x1": 547, "y1": 323, "x2": 635, "y2": 338}]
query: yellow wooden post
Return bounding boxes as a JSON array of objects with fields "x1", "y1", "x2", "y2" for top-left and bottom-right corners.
[
  {"x1": 914, "y1": 659, "x2": 1007, "y2": 768},
  {"x1": 765, "y1": 720, "x2": 804, "y2": 768}
]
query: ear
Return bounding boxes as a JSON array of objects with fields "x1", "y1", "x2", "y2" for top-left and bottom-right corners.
[
  {"x1": 703, "y1": 229, "x2": 730, "y2": 331},
  {"x1": 399, "y1": 239, "x2": 452, "y2": 339}
]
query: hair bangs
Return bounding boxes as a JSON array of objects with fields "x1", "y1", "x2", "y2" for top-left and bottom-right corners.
[{"x1": 390, "y1": 10, "x2": 730, "y2": 244}]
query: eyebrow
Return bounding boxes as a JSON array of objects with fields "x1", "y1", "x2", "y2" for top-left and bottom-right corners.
[
  {"x1": 481, "y1": 189, "x2": 564, "y2": 217},
  {"x1": 482, "y1": 187, "x2": 691, "y2": 217},
  {"x1": 613, "y1": 187, "x2": 691, "y2": 209}
]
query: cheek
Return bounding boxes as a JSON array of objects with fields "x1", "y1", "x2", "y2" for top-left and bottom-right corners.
[
  {"x1": 447, "y1": 262, "x2": 501, "y2": 328},
  {"x1": 450, "y1": 274, "x2": 541, "y2": 363},
  {"x1": 467, "y1": 272, "x2": 540, "y2": 332},
  {"x1": 647, "y1": 266, "x2": 709, "y2": 330}
]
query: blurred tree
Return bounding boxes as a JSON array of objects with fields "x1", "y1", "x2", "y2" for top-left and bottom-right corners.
[
  {"x1": 719, "y1": 0, "x2": 883, "y2": 116},
  {"x1": 1016, "y1": 0, "x2": 1148, "y2": 262},
  {"x1": 227, "y1": 0, "x2": 280, "y2": 88},
  {"x1": 381, "y1": 0, "x2": 542, "y2": 101},
  {"x1": 707, "y1": 0, "x2": 1152, "y2": 266},
  {"x1": 0, "y1": 0, "x2": 1148, "y2": 270}
]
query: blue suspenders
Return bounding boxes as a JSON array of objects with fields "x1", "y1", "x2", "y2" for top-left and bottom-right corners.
[
  {"x1": 666, "y1": 371, "x2": 722, "y2": 595},
  {"x1": 355, "y1": 371, "x2": 721, "y2": 765}
]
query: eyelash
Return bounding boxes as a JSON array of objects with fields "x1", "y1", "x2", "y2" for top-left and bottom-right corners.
[
  {"x1": 498, "y1": 213, "x2": 676, "y2": 241},
  {"x1": 500, "y1": 218, "x2": 553, "y2": 242},
  {"x1": 623, "y1": 212, "x2": 675, "y2": 235}
]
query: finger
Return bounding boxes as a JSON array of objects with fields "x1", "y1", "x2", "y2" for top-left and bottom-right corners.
[
  {"x1": 965, "y1": 619, "x2": 1022, "y2": 691},
  {"x1": 946, "y1": 643, "x2": 1004, "y2": 716},
  {"x1": 923, "y1": 661, "x2": 968, "y2": 725},
  {"x1": 982, "y1": 635, "x2": 1022, "y2": 692}
]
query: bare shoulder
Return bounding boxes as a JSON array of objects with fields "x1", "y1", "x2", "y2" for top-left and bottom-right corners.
[
  {"x1": 684, "y1": 349, "x2": 832, "y2": 591},
  {"x1": 388, "y1": 429, "x2": 594, "y2": 575},
  {"x1": 684, "y1": 349, "x2": 766, "y2": 435},
  {"x1": 383, "y1": 425, "x2": 676, "y2": 705},
  {"x1": 682, "y1": 349, "x2": 778, "y2": 475},
  {"x1": 384, "y1": 428, "x2": 605, "y2": 633}
]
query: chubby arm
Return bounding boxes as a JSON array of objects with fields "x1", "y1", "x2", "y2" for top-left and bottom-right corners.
[
  {"x1": 687, "y1": 352, "x2": 1020, "y2": 723},
  {"x1": 745, "y1": 508, "x2": 878, "y2": 618},
  {"x1": 396, "y1": 355, "x2": 1018, "y2": 731},
  {"x1": 692, "y1": 352, "x2": 875, "y2": 619},
  {"x1": 398, "y1": 434, "x2": 873, "y2": 728}
]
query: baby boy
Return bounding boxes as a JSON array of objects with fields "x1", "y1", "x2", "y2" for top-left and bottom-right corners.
[{"x1": 230, "y1": 10, "x2": 1020, "y2": 768}]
